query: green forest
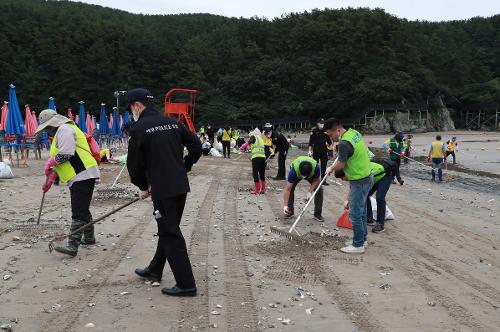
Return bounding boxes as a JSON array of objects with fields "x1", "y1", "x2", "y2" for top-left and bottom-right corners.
[{"x1": 0, "y1": 0, "x2": 499, "y2": 124}]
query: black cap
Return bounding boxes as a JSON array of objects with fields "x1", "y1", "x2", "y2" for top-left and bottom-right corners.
[
  {"x1": 317, "y1": 118, "x2": 325, "y2": 124},
  {"x1": 126, "y1": 88, "x2": 154, "y2": 110}
]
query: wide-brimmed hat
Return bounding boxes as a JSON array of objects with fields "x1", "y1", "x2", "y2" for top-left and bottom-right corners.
[{"x1": 35, "y1": 109, "x2": 71, "y2": 134}]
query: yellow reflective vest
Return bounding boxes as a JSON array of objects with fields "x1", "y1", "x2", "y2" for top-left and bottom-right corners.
[{"x1": 50, "y1": 123, "x2": 98, "y2": 183}]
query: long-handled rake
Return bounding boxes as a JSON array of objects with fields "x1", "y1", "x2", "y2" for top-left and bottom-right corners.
[
  {"x1": 96, "y1": 163, "x2": 128, "y2": 195},
  {"x1": 48, "y1": 197, "x2": 139, "y2": 253},
  {"x1": 402, "y1": 155, "x2": 451, "y2": 181},
  {"x1": 270, "y1": 157, "x2": 338, "y2": 243}
]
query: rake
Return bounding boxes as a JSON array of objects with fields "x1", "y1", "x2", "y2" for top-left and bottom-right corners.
[
  {"x1": 96, "y1": 163, "x2": 128, "y2": 195},
  {"x1": 48, "y1": 197, "x2": 139, "y2": 253},
  {"x1": 270, "y1": 157, "x2": 338, "y2": 243}
]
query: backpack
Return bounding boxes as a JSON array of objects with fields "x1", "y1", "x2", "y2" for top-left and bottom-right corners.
[
  {"x1": 77, "y1": 133, "x2": 102, "y2": 165},
  {"x1": 372, "y1": 158, "x2": 397, "y2": 175}
]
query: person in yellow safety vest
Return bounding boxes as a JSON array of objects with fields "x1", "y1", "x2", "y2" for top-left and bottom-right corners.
[
  {"x1": 427, "y1": 135, "x2": 447, "y2": 182},
  {"x1": 248, "y1": 132, "x2": 267, "y2": 194},
  {"x1": 99, "y1": 148, "x2": 111, "y2": 163},
  {"x1": 221, "y1": 126, "x2": 233, "y2": 158},
  {"x1": 35, "y1": 109, "x2": 100, "y2": 257},
  {"x1": 445, "y1": 136, "x2": 458, "y2": 164},
  {"x1": 263, "y1": 123, "x2": 274, "y2": 160}
]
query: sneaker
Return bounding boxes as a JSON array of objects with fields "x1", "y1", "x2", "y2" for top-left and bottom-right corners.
[
  {"x1": 313, "y1": 214, "x2": 324, "y2": 222},
  {"x1": 322, "y1": 181, "x2": 329, "y2": 186},
  {"x1": 345, "y1": 240, "x2": 368, "y2": 248},
  {"x1": 367, "y1": 219, "x2": 376, "y2": 226},
  {"x1": 340, "y1": 244, "x2": 365, "y2": 254},
  {"x1": 392, "y1": 180, "x2": 397, "y2": 184},
  {"x1": 399, "y1": 180, "x2": 404, "y2": 186},
  {"x1": 372, "y1": 223, "x2": 385, "y2": 233}
]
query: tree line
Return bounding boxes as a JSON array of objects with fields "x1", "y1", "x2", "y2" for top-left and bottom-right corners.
[{"x1": 0, "y1": 0, "x2": 498, "y2": 125}]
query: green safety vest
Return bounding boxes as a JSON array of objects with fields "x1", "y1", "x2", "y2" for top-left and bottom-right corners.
[
  {"x1": 251, "y1": 135, "x2": 265, "y2": 159},
  {"x1": 50, "y1": 123, "x2": 98, "y2": 183},
  {"x1": 292, "y1": 156, "x2": 318, "y2": 180},
  {"x1": 371, "y1": 162, "x2": 386, "y2": 184},
  {"x1": 233, "y1": 130, "x2": 240, "y2": 141},
  {"x1": 340, "y1": 128, "x2": 371, "y2": 180},
  {"x1": 199, "y1": 127, "x2": 205, "y2": 134},
  {"x1": 389, "y1": 138, "x2": 404, "y2": 160}
]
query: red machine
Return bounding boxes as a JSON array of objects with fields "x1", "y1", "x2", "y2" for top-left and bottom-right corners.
[{"x1": 164, "y1": 88, "x2": 199, "y2": 132}]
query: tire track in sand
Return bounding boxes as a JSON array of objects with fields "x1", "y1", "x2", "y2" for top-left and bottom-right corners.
[
  {"x1": 177, "y1": 176, "x2": 219, "y2": 331},
  {"x1": 265, "y1": 190, "x2": 386, "y2": 332},
  {"x1": 223, "y1": 178, "x2": 260, "y2": 330},
  {"x1": 39, "y1": 213, "x2": 149, "y2": 332}
]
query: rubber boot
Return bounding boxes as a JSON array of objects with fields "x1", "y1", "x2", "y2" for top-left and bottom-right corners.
[
  {"x1": 81, "y1": 221, "x2": 96, "y2": 245},
  {"x1": 251, "y1": 182, "x2": 261, "y2": 195},
  {"x1": 54, "y1": 219, "x2": 85, "y2": 257},
  {"x1": 260, "y1": 181, "x2": 266, "y2": 194}
]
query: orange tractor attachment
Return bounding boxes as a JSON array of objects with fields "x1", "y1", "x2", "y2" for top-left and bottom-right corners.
[{"x1": 163, "y1": 88, "x2": 199, "y2": 132}]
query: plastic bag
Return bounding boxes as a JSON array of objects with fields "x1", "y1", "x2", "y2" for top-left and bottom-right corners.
[
  {"x1": 209, "y1": 148, "x2": 222, "y2": 157},
  {"x1": 369, "y1": 196, "x2": 395, "y2": 220},
  {"x1": 0, "y1": 161, "x2": 14, "y2": 179}
]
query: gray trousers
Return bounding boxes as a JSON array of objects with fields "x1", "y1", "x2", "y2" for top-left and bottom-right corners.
[{"x1": 288, "y1": 179, "x2": 323, "y2": 216}]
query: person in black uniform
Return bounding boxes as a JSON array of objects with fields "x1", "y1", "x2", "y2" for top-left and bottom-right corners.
[
  {"x1": 308, "y1": 118, "x2": 332, "y2": 185},
  {"x1": 271, "y1": 128, "x2": 290, "y2": 180},
  {"x1": 126, "y1": 88, "x2": 202, "y2": 297}
]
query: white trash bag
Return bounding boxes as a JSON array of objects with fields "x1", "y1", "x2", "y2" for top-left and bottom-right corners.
[
  {"x1": 209, "y1": 148, "x2": 222, "y2": 157},
  {"x1": 370, "y1": 196, "x2": 395, "y2": 220},
  {"x1": 0, "y1": 160, "x2": 14, "y2": 179},
  {"x1": 214, "y1": 141, "x2": 223, "y2": 153}
]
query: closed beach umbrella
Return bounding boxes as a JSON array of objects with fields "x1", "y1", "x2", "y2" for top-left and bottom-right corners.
[
  {"x1": 24, "y1": 104, "x2": 36, "y2": 136},
  {"x1": 121, "y1": 111, "x2": 130, "y2": 130},
  {"x1": 0, "y1": 101, "x2": 8, "y2": 131},
  {"x1": 111, "y1": 109, "x2": 121, "y2": 135},
  {"x1": 67, "y1": 108, "x2": 74, "y2": 120},
  {"x1": 77, "y1": 101, "x2": 87, "y2": 133},
  {"x1": 48, "y1": 97, "x2": 56, "y2": 110},
  {"x1": 85, "y1": 112, "x2": 92, "y2": 134},
  {"x1": 5, "y1": 84, "x2": 26, "y2": 135},
  {"x1": 99, "y1": 104, "x2": 110, "y2": 135}
]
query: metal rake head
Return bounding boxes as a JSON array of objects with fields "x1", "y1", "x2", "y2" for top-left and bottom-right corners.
[{"x1": 270, "y1": 226, "x2": 310, "y2": 244}]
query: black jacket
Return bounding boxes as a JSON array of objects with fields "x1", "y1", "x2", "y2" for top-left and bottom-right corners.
[
  {"x1": 308, "y1": 128, "x2": 332, "y2": 154},
  {"x1": 127, "y1": 107, "x2": 202, "y2": 200},
  {"x1": 272, "y1": 131, "x2": 290, "y2": 152}
]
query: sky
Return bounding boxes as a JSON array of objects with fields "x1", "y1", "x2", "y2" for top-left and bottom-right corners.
[{"x1": 76, "y1": 0, "x2": 500, "y2": 21}]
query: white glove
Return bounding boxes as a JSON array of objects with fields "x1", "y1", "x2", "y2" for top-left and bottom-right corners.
[
  {"x1": 326, "y1": 165, "x2": 333, "y2": 176},
  {"x1": 304, "y1": 191, "x2": 313, "y2": 203},
  {"x1": 139, "y1": 189, "x2": 150, "y2": 200},
  {"x1": 308, "y1": 150, "x2": 313, "y2": 157},
  {"x1": 283, "y1": 206, "x2": 292, "y2": 216}
]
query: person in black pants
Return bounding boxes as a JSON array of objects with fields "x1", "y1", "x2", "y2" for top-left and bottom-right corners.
[
  {"x1": 308, "y1": 118, "x2": 332, "y2": 185},
  {"x1": 126, "y1": 88, "x2": 202, "y2": 297},
  {"x1": 271, "y1": 129, "x2": 290, "y2": 180}
]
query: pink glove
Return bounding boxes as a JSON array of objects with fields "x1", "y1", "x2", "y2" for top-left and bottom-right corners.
[
  {"x1": 44, "y1": 158, "x2": 57, "y2": 176},
  {"x1": 42, "y1": 172, "x2": 58, "y2": 193},
  {"x1": 388, "y1": 148, "x2": 394, "y2": 154},
  {"x1": 240, "y1": 142, "x2": 249, "y2": 152}
]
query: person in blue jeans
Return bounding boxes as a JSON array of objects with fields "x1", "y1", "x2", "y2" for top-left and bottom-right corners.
[
  {"x1": 325, "y1": 118, "x2": 373, "y2": 254},
  {"x1": 335, "y1": 161, "x2": 392, "y2": 234}
]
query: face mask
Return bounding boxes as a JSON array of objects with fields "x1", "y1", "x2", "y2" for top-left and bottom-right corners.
[
  {"x1": 132, "y1": 111, "x2": 139, "y2": 122},
  {"x1": 318, "y1": 124, "x2": 324, "y2": 130}
]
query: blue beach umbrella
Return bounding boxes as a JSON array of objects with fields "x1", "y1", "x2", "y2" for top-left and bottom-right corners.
[
  {"x1": 121, "y1": 111, "x2": 130, "y2": 130},
  {"x1": 48, "y1": 97, "x2": 56, "y2": 110},
  {"x1": 98, "y1": 104, "x2": 110, "y2": 135},
  {"x1": 5, "y1": 84, "x2": 26, "y2": 135},
  {"x1": 111, "y1": 108, "x2": 121, "y2": 135},
  {"x1": 77, "y1": 101, "x2": 87, "y2": 133}
]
